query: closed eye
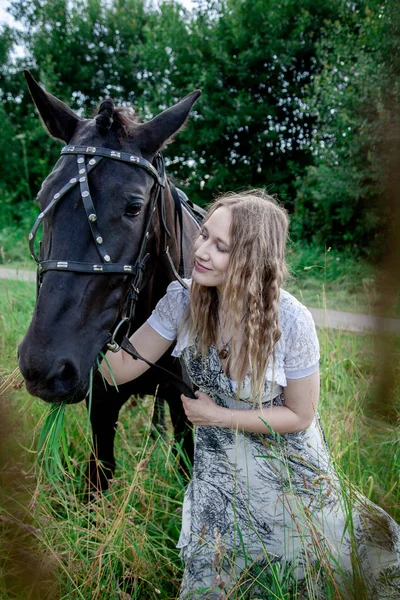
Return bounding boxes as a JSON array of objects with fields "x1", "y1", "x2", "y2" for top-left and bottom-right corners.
[
  {"x1": 199, "y1": 227, "x2": 208, "y2": 240},
  {"x1": 199, "y1": 228, "x2": 228, "y2": 252}
]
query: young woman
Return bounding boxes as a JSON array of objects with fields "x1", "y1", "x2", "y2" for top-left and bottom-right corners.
[{"x1": 104, "y1": 191, "x2": 400, "y2": 599}]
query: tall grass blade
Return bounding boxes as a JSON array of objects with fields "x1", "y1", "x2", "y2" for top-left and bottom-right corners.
[
  {"x1": 37, "y1": 402, "x2": 71, "y2": 481},
  {"x1": 99, "y1": 351, "x2": 119, "y2": 391}
]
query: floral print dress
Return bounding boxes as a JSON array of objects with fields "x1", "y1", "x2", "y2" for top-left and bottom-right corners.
[{"x1": 147, "y1": 281, "x2": 400, "y2": 599}]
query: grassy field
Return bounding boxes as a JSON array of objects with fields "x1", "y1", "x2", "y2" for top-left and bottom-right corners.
[
  {"x1": 1, "y1": 239, "x2": 398, "y2": 316},
  {"x1": 0, "y1": 277, "x2": 399, "y2": 599},
  {"x1": 285, "y1": 244, "x2": 386, "y2": 315}
]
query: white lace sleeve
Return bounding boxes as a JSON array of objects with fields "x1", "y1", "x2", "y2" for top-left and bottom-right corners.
[
  {"x1": 146, "y1": 280, "x2": 189, "y2": 341},
  {"x1": 284, "y1": 306, "x2": 320, "y2": 379}
]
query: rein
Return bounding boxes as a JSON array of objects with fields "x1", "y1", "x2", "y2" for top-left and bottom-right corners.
[{"x1": 28, "y1": 144, "x2": 197, "y2": 399}]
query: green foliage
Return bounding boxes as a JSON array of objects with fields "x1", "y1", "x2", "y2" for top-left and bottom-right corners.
[
  {"x1": 161, "y1": 0, "x2": 343, "y2": 207},
  {"x1": 286, "y1": 242, "x2": 378, "y2": 314},
  {"x1": 0, "y1": 0, "x2": 399, "y2": 258},
  {"x1": 293, "y1": 0, "x2": 400, "y2": 255}
]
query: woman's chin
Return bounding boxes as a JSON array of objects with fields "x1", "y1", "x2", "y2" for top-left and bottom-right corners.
[
  {"x1": 192, "y1": 270, "x2": 223, "y2": 290},
  {"x1": 192, "y1": 269, "x2": 210, "y2": 285}
]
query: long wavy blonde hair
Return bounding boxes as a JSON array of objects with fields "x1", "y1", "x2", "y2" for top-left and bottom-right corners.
[{"x1": 188, "y1": 189, "x2": 289, "y2": 404}]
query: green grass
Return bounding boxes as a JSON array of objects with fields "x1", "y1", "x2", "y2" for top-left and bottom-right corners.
[
  {"x1": 0, "y1": 221, "x2": 35, "y2": 266},
  {"x1": 0, "y1": 280, "x2": 36, "y2": 357},
  {"x1": 286, "y1": 243, "x2": 383, "y2": 315},
  {"x1": 1, "y1": 216, "x2": 397, "y2": 316},
  {"x1": 0, "y1": 279, "x2": 399, "y2": 599},
  {"x1": 0, "y1": 214, "x2": 390, "y2": 316},
  {"x1": 2, "y1": 241, "x2": 395, "y2": 316}
]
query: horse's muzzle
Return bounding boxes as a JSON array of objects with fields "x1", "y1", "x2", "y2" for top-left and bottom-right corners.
[{"x1": 18, "y1": 344, "x2": 87, "y2": 404}]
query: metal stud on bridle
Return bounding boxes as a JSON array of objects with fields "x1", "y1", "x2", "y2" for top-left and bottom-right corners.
[{"x1": 28, "y1": 144, "x2": 167, "y2": 345}]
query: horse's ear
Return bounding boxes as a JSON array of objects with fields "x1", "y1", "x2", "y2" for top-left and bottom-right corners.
[
  {"x1": 24, "y1": 70, "x2": 81, "y2": 143},
  {"x1": 137, "y1": 90, "x2": 201, "y2": 156}
]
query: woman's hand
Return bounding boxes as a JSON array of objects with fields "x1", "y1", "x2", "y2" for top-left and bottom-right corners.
[
  {"x1": 181, "y1": 370, "x2": 320, "y2": 434},
  {"x1": 181, "y1": 390, "x2": 226, "y2": 427},
  {"x1": 102, "y1": 323, "x2": 173, "y2": 386}
]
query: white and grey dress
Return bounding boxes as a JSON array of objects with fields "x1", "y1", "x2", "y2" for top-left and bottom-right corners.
[{"x1": 147, "y1": 280, "x2": 400, "y2": 599}]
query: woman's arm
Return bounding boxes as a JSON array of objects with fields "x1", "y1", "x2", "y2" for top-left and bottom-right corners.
[
  {"x1": 181, "y1": 369, "x2": 320, "y2": 434},
  {"x1": 101, "y1": 323, "x2": 174, "y2": 386}
]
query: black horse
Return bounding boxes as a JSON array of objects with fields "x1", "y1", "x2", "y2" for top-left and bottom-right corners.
[{"x1": 18, "y1": 71, "x2": 202, "y2": 491}]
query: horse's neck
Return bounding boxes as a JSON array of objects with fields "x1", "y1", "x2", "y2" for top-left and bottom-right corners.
[
  {"x1": 158, "y1": 184, "x2": 181, "y2": 271},
  {"x1": 144, "y1": 185, "x2": 181, "y2": 292},
  {"x1": 135, "y1": 185, "x2": 196, "y2": 321}
]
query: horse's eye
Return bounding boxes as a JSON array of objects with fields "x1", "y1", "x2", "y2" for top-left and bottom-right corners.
[{"x1": 125, "y1": 202, "x2": 143, "y2": 218}]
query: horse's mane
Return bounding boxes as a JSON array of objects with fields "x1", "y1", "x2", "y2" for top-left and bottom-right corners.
[
  {"x1": 94, "y1": 99, "x2": 142, "y2": 139},
  {"x1": 113, "y1": 107, "x2": 142, "y2": 138}
]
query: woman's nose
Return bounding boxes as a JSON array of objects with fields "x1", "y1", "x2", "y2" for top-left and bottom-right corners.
[{"x1": 195, "y1": 241, "x2": 210, "y2": 261}]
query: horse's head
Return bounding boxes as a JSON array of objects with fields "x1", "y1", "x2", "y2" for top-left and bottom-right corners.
[{"x1": 18, "y1": 71, "x2": 200, "y2": 404}]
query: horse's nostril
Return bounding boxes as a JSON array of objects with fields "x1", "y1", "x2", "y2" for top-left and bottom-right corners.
[
  {"x1": 27, "y1": 368, "x2": 41, "y2": 382},
  {"x1": 20, "y1": 357, "x2": 82, "y2": 403},
  {"x1": 58, "y1": 362, "x2": 73, "y2": 377},
  {"x1": 59, "y1": 361, "x2": 75, "y2": 379}
]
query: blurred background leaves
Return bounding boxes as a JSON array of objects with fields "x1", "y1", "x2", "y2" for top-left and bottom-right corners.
[{"x1": 0, "y1": 0, "x2": 399, "y2": 260}]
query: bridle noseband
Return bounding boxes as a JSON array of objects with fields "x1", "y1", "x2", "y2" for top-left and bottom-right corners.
[
  {"x1": 28, "y1": 143, "x2": 197, "y2": 399},
  {"x1": 29, "y1": 145, "x2": 167, "y2": 343},
  {"x1": 30, "y1": 145, "x2": 164, "y2": 271}
]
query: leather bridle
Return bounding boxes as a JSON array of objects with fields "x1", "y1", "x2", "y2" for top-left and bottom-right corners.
[
  {"x1": 28, "y1": 144, "x2": 197, "y2": 398},
  {"x1": 30, "y1": 145, "x2": 165, "y2": 273}
]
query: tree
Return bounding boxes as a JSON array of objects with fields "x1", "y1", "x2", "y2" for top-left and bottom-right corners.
[
  {"x1": 293, "y1": 0, "x2": 400, "y2": 255},
  {"x1": 3, "y1": 0, "x2": 345, "y2": 209},
  {"x1": 158, "y1": 0, "x2": 344, "y2": 208},
  {"x1": 1, "y1": 0, "x2": 154, "y2": 261},
  {"x1": 1, "y1": 0, "x2": 398, "y2": 259}
]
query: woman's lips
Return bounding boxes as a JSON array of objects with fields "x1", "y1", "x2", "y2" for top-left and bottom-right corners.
[{"x1": 194, "y1": 260, "x2": 211, "y2": 272}]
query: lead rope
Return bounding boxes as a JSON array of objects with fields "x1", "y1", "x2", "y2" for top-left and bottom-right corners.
[
  {"x1": 119, "y1": 336, "x2": 196, "y2": 399},
  {"x1": 105, "y1": 155, "x2": 195, "y2": 397},
  {"x1": 28, "y1": 144, "x2": 196, "y2": 398}
]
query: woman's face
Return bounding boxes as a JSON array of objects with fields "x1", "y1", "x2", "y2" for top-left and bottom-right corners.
[{"x1": 192, "y1": 206, "x2": 231, "y2": 291}]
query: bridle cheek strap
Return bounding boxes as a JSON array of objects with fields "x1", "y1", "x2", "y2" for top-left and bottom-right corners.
[
  {"x1": 28, "y1": 144, "x2": 197, "y2": 397},
  {"x1": 29, "y1": 146, "x2": 165, "y2": 276},
  {"x1": 29, "y1": 144, "x2": 166, "y2": 339}
]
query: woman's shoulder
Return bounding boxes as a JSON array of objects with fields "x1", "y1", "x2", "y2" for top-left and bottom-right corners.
[
  {"x1": 162, "y1": 278, "x2": 192, "y2": 318},
  {"x1": 165, "y1": 278, "x2": 191, "y2": 302},
  {"x1": 148, "y1": 278, "x2": 191, "y2": 339},
  {"x1": 279, "y1": 288, "x2": 308, "y2": 313},
  {"x1": 166, "y1": 277, "x2": 192, "y2": 290},
  {"x1": 278, "y1": 289, "x2": 314, "y2": 333}
]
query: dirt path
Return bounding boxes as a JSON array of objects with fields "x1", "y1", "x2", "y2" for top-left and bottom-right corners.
[
  {"x1": 1, "y1": 267, "x2": 399, "y2": 334},
  {"x1": 0, "y1": 267, "x2": 36, "y2": 283},
  {"x1": 307, "y1": 307, "x2": 400, "y2": 334}
]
